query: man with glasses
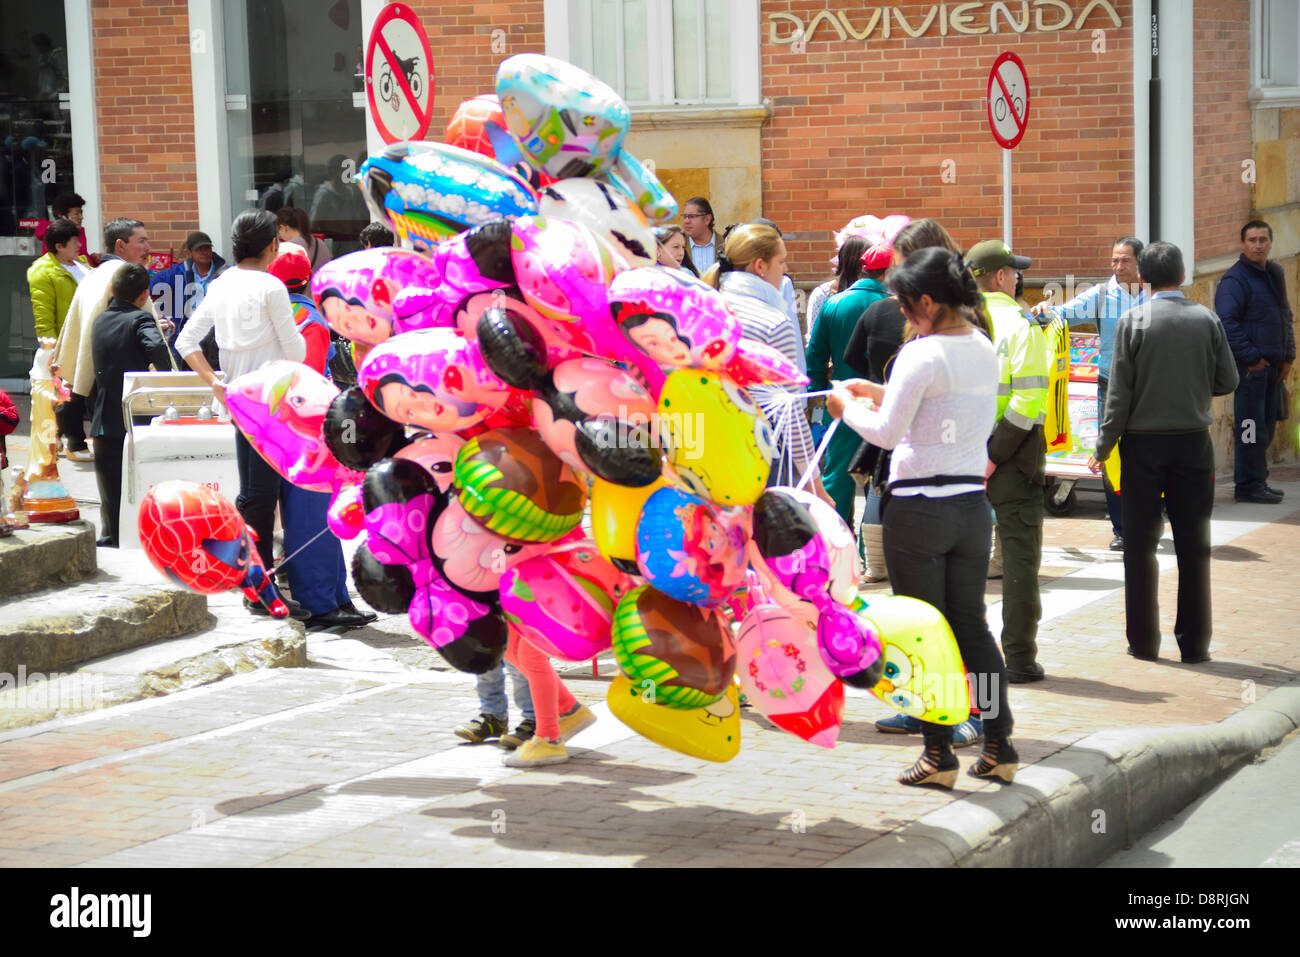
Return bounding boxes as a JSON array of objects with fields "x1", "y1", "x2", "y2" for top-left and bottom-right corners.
[{"x1": 681, "y1": 197, "x2": 717, "y2": 274}]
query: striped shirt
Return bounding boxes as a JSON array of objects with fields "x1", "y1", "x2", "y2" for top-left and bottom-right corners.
[{"x1": 720, "y1": 271, "x2": 815, "y2": 483}]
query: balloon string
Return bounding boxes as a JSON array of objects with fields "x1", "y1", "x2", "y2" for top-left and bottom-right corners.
[
  {"x1": 767, "y1": 389, "x2": 835, "y2": 404},
  {"x1": 797, "y1": 418, "x2": 839, "y2": 492},
  {"x1": 268, "y1": 526, "x2": 330, "y2": 576}
]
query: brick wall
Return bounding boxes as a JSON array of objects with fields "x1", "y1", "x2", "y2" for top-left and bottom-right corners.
[
  {"x1": 401, "y1": 2, "x2": 546, "y2": 140},
  {"x1": 91, "y1": 0, "x2": 199, "y2": 258},
  {"x1": 1192, "y1": 0, "x2": 1253, "y2": 262},
  {"x1": 760, "y1": 0, "x2": 1137, "y2": 285}
]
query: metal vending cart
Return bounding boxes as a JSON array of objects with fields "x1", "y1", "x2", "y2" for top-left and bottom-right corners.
[
  {"x1": 1043, "y1": 334, "x2": 1104, "y2": 516},
  {"x1": 117, "y1": 371, "x2": 242, "y2": 549}
]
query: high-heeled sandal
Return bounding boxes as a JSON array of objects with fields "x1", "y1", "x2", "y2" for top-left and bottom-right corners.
[
  {"x1": 969, "y1": 735, "x2": 1019, "y2": 783},
  {"x1": 899, "y1": 744, "x2": 959, "y2": 789}
]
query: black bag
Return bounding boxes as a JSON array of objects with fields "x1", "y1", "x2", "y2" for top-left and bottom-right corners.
[
  {"x1": 1279, "y1": 380, "x2": 1290, "y2": 423},
  {"x1": 328, "y1": 333, "x2": 358, "y2": 388}
]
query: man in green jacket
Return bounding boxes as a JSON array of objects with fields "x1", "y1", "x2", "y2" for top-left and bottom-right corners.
[
  {"x1": 969, "y1": 240, "x2": 1050, "y2": 683},
  {"x1": 806, "y1": 255, "x2": 889, "y2": 526},
  {"x1": 27, "y1": 218, "x2": 93, "y2": 458}
]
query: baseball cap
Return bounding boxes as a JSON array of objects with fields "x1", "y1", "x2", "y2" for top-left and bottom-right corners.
[
  {"x1": 268, "y1": 243, "x2": 312, "y2": 288},
  {"x1": 185, "y1": 231, "x2": 214, "y2": 251},
  {"x1": 966, "y1": 239, "x2": 1031, "y2": 277}
]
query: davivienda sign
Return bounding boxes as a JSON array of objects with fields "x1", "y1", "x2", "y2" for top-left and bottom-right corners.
[{"x1": 769, "y1": 1, "x2": 1123, "y2": 44}]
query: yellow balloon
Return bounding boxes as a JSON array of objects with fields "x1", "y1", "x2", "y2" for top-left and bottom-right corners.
[
  {"x1": 607, "y1": 674, "x2": 741, "y2": 762},
  {"x1": 854, "y1": 594, "x2": 970, "y2": 726},
  {"x1": 657, "y1": 369, "x2": 774, "y2": 507},
  {"x1": 590, "y1": 477, "x2": 668, "y2": 565}
]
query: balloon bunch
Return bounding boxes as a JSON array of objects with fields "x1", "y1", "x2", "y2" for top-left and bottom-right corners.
[{"x1": 140, "y1": 53, "x2": 969, "y2": 765}]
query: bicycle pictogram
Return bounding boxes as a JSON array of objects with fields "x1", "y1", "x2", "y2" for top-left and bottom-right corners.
[
  {"x1": 992, "y1": 79, "x2": 1024, "y2": 123},
  {"x1": 379, "y1": 52, "x2": 423, "y2": 109}
]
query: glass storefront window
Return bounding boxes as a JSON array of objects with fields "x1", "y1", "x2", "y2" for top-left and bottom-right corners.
[
  {"x1": 0, "y1": 5, "x2": 75, "y2": 379},
  {"x1": 223, "y1": 0, "x2": 368, "y2": 257}
]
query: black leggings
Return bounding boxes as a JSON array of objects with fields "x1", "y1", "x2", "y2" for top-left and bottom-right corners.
[
  {"x1": 234, "y1": 430, "x2": 281, "y2": 570},
  {"x1": 881, "y1": 491, "x2": 1013, "y2": 746}
]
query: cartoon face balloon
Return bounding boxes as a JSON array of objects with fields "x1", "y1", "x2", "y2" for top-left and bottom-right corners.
[
  {"x1": 359, "y1": 140, "x2": 539, "y2": 252},
  {"x1": 358, "y1": 328, "x2": 510, "y2": 433},
  {"x1": 430, "y1": 494, "x2": 550, "y2": 596},
  {"x1": 607, "y1": 675, "x2": 740, "y2": 763},
  {"x1": 612, "y1": 585, "x2": 735, "y2": 710},
  {"x1": 311, "y1": 248, "x2": 448, "y2": 348},
  {"x1": 395, "y1": 433, "x2": 466, "y2": 493},
  {"x1": 607, "y1": 267, "x2": 741, "y2": 385},
  {"x1": 225, "y1": 361, "x2": 361, "y2": 494},
  {"x1": 737, "y1": 603, "x2": 844, "y2": 749},
  {"x1": 635, "y1": 488, "x2": 748, "y2": 607},
  {"x1": 454, "y1": 427, "x2": 587, "y2": 543},
  {"x1": 777, "y1": 486, "x2": 860, "y2": 606},
  {"x1": 495, "y1": 53, "x2": 629, "y2": 180},
  {"x1": 509, "y1": 214, "x2": 624, "y2": 343},
  {"x1": 539, "y1": 178, "x2": 656, "y2": 267},
  {"x1": 854, "y1": 594, "x2": 971, "y2": 726},
  {"x1": 500, "y1": 540, "x2": 635, "y2": 661},
  {"x1": 658, "y1": 370, "x2": 775, "y2": 507},
  {"x1": 138, "y1": 480, "x2": 249, "y2": 594}
]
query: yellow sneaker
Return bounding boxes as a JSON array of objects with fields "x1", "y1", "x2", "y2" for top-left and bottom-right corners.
[
  {"x1": 503, "y1": 735, "x2": 568, "y2": 768},
  {"x1": 558, "y1": 704, "x2": 596, "y2": 742}
]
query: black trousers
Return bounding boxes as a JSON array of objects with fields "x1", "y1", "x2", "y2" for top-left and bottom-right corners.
[
  {"x1": 92, "y1": 433, "x2": 125, "y2": 545},
  {"x1": 1119, "y1": 431, "x2": 1215, "y2": 661},
  {"x1": 57, "y1": 391, "x2": 89, "y2": 451},
  {"x1": 882, "y1": 491, "x2": 1013, "y2": 744}
]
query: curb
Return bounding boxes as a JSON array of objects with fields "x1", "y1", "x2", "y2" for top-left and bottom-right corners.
[{"x1": 823, "y1": 677, "x2": 1300, "y2": 868}]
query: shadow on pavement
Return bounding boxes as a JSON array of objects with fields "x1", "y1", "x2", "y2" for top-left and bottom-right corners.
[
  {"x1": 1208, "y1": 545, "x2": 1264, "y2": 562},
  {"x1": 1022, "y1": 674, "x2": 1174, "y2": 704}
]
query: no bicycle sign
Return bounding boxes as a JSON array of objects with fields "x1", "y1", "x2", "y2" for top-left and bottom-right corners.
[
  {"x1": 365, "y1": 3, "x2": 435, "y2": 144},
  {"x1": 987, "y1": 51, "x2": 1030, "y2": 150}
]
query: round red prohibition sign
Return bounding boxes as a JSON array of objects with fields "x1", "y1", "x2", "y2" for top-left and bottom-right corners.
[
  {"x1": 366, "y1": 3, "x2": 435, "y2": 144},
  {"x1": 987, "y1": 52, "x2": 1030, "y2": 149}
]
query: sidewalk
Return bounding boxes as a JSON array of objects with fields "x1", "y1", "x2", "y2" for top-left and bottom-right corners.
[{"x1": 0, "y1": 427, "x2": 1297, "y2": 865}]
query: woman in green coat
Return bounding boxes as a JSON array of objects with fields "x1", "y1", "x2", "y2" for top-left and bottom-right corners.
[{"x1": 27, "y1": 218, "x2": 90, "y2": 340}]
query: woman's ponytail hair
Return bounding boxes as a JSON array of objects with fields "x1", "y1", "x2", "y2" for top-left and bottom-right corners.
[
  {"x1": 231, "y1": 209, "x2": 279, "y2": 262},
  {"x1": 887, "y1": 247, "x2": 993, "y2": 339}
]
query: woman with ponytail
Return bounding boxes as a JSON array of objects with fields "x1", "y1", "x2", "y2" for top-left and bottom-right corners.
[
  {"x1": 705, "y1": 224, "x2": 832, "y2": 504},
  {"x1": 176, "y1": 209, "x2": 309, "y2": 618},
  {"x1": 825, "y1": 246, "x2": 1018, "y2": 789}
]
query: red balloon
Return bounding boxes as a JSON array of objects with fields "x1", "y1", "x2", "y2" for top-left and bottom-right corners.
[
  {"x1": 138, "y1": 481, "x2": 248, "y2": 593},
  {"x1": 445, "y1": 94, "x2": 505, "y2": 158}
]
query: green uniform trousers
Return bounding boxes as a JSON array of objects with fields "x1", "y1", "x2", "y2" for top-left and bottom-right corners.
[
  {"x1": 820, "y1": 423, "x2": 862, "y2": 529},
  {"x1": 986, "y1": 463, "x2": 1043, "y2": 670}
]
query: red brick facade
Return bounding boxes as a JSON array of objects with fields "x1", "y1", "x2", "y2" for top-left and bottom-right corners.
[
  {"x1": 92, "y1": 0, "x2": 200, "y2": 258},
  {"x1": 1192, "y1": 0, "x2": 1253, "y2": 262},
  {"x1": 761, "y1": 0, "x2": 1139, "y2": 282}
]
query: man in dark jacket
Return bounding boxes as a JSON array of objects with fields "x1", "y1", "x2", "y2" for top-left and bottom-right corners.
[
  {"x1": 1214, "y1": 219, "x2": 1295, "y2": 504},
  {"x1": 151, "y1": 231, "x2": 226, "y2": 368},
  {"x1": 90, "y1": 263, "x2": 173, "y2": 547},
  {"x1": 1092, "y1": 243, "x2": 1239, "y2": 663}
]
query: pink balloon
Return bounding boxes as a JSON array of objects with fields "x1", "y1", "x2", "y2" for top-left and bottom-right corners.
[
  {"x1": 312, "y1": 247, "x2": 449, "y2": 347},
  {"x1": 736, "y1": 603, "x2": 844, "y2": 748},
  {"x1": 225, "y1": 361, "x2": 362, "y2": 494},
  {"x1": 395, "y1": 433, "x2": 467, "y2": 493},
  {"x1": 726, "y1": 337, "x2": 809, "y2": 388},
  {"x1": 533, "y1": 356, "x2": 655, "y2": 472},
  {"x1": 500, "y1": 539, "x2": 636, "y2": 661},
  {"x1": 357, "y1": 328, "x2": 510, "y2": 432},
  {"x1": 430, "y1": 495, "x2": 551, "y2": 595},
  {"x1": 778, "y1": 486, "x2": 861, "y2": 606}
]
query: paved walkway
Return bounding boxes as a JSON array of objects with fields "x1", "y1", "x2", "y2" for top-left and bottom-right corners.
[{"x1": 1, "y1": 427, "x2": 1297, "y2": 865}]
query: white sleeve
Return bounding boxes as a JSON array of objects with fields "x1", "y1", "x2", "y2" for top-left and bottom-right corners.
[
  {"x1": 267, "y1": 283, "x2": 306, "y2": 362},
  {"x1": 175, "y1": 292, "x2": 215, "y2": 360},
  {"x1": 840, "y1": 341, "x2": 933, "y2": 450}
]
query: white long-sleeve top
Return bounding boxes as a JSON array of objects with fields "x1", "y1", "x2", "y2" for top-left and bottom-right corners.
[
  {"x1": 174, "y1": 265, "x2": 305, "y2": 383},
  {"x1": 841, "y1": 330, "x2": 997, "y2": 497}
]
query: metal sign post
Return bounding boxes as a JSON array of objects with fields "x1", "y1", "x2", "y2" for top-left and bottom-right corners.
[{"x1": 987, "y1": 52, "x2": 1031, "y2": 249}]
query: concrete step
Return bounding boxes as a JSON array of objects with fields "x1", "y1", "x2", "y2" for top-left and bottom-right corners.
[
  {"x1": 0, "y1": 613, "x2": 305, "y2": 729},
  {"x1": 0, "y1": 543, "x2": 211, "y2": 675},
  {"x1": 0, "y1": 519, "x2": 97, "y2": 600}
]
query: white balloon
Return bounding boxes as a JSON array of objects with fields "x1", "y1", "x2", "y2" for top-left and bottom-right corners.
[{"x1": 539, "y1": 178, "x2": 657, "y2": 268}]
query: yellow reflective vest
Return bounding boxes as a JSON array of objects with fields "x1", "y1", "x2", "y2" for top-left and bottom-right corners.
[{"x1": 984, "y1": 290, "x2": 1051, "y2": 480}]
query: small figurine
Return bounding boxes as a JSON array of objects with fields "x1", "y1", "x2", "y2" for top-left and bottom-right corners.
[{"x1": 23, "y1": 340, "x2": 78, "y2": 523}]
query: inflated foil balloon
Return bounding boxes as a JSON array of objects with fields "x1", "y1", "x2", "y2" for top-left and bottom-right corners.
[
  {"x1": 854, "y1": 594, "x2": 971, "y2": 726},
  {"x1": 394, "y1": 432, "x2": 466, "y2": 493},
  {"x1": 607, "y1": 675, "x2": 740, "y2": 763},
  {"x1": 445, "y1": 93, "x2": 506, "y2": 157},
  {"x1": 495, "y1": 53, "x2": 629, "y2": 180},
  {"x1": 736, "y1": 604, "x2": 845, "y2": 749},
  {"x1": 358, "y1": 140, "x2": 539, "y2": 252},
  {"x1": 138, "y1": 481, "x2": 289, "y2": 616},
  {"x1": 357, "y1": 328, "x2": 510, "y2": 433},
  {"x1": 509, "y1": 214, "x2": 624, "y2": 341},
  {"x1": 750, "y1": 489, "x2": 884, "y2": 689},
  {"x1": 635, "y1": 487, "x2": 748, "y2": 607},
  {"x1": 361, "y1": 457, "x2": 508, "y2": 673},
  {"x1": 225, "y1": 361, "x2": 362, "y2": 494},
  {"x1": 453, "y1": 427, "x2": 587, "y2": 543},
  {"x1": 539, "y1": 178, "x2": 656, "y2": 267},
  {"x1": 726, "y1": 337, "x2": 809, "y2": 388},
  {"x1": 323, "y1": 386, "x2": 408, "y2": 473},
  {"x1": 606, "y1": 149, "x2": 678, "y2": 223},
  {"x1": 657, "y1": 369, "x2": 775, "y2": 507},
  {"x1": 500, "y1": 539, "x2": 636, "y2": 661},
  {"x1": 780, "y1": 486, "x2": 861, "y2": 606},
  {"x1": 608, "y1": 267, "x2": 741, "y2": 380},
  {"x1": 430, "y1": 494, "x2": 551, "y2": 597},
  {"x1": 311, "y1": 248, "x2": 448, "y2": 348},
  {"x1": 590, "y1": 476, "x2": 668, "y2": 574},
  {"x1": 612, "y1": 585, "x2": 735, "y2": 710}
]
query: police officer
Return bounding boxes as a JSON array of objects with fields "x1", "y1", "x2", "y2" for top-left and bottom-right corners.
[{"x1": 969, "y1": 240, "x2": 1049, "y2": 683}]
